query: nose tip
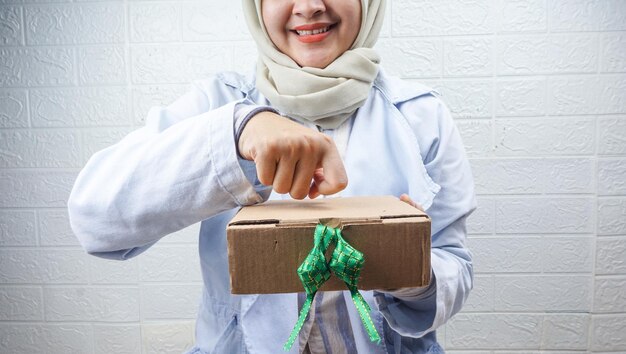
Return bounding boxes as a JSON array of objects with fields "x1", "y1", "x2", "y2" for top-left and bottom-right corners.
[{"x1": 293, "y1": 0, "x2": 326, "y2": 18}]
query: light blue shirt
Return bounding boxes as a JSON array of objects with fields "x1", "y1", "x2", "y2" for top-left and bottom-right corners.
[{"x1": 68, "y1": 69, "x2": 476, "y2": 354}]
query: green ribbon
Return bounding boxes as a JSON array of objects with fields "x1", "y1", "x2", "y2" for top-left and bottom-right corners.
[{"x1": 283, "y1": 224, "x2": 381, "y2": 351}]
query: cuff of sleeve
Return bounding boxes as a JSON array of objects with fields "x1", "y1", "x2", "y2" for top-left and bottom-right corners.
[
  {"x1": 234, "y1": 102, "x2": 278, "y2": 159},
  {"x1": 209, "y1": 101, "x2": 267, "y2": 206},
  {"x1": 373, "y1": 270, "x2": 438, "y2": 337},
  {"x1": 378, "y1": 270, "x2": 436, "y2": 301},
  {"x1": 238, "y1": 157, "x2": 272, "y2": 196}
]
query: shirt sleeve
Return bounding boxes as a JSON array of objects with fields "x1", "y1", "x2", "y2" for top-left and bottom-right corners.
[
  {"x1": 67, "y1": 83, "x2": 270, "y2": 260},
  {"x1": 374, "y1": 94, "x2": 476, "y2": 337}
]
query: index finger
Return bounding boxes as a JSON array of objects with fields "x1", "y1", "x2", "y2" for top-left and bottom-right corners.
[{"x1": 315, "y1": 144, "x2": 348, "y2": 195}]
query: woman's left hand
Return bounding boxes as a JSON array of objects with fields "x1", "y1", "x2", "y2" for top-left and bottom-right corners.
[{"x1": 399, "y1": 194, "x2": 424, "y2": 212}]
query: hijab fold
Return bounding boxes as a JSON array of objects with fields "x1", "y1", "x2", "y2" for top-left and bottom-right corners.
[{"x1": 243, "y1": 0, "x2": 386, "y2": 129}]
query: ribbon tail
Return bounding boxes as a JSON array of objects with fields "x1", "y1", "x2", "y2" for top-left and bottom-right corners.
[
  {"x1": 349, "y1": 288, "x2": 381, "y2": 344},
  {"x1": 284, "y1": 294, "x2": 314, "y2": 351},
  {"x1": 352, "y1": 289, "x2": 372, "y2": 312}
]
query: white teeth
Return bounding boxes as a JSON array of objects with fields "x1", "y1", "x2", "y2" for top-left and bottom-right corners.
[{"x1": 296, "y1": 26, "x2": 329, "y2": 36}]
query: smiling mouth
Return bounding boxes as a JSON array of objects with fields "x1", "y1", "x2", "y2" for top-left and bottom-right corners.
[
  {"x1": 292, "y1": 23, "x2": 336, "y2": 36},
  {"x1": 295, "y1": 26, "x2": 331, "y2": 36}
]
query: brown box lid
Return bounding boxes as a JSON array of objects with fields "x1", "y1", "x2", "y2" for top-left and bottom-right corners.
[{"x1": 227, "y1": 196, "x2": 431, "y2": 294}]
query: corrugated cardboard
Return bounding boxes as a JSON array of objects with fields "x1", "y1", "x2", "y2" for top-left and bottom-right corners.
[{"x1": 227, "y1": 196, "x2": 431, "y2": 294}]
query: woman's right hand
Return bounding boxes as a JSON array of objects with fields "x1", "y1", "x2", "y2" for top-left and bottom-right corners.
[{"x1": 238, "y1": 111, "x2": 348, "y2": 200}]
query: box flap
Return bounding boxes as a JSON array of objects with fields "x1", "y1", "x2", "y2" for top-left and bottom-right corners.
[{"x1": 229, "y1": 195, "x2": 427, "y2": 226}]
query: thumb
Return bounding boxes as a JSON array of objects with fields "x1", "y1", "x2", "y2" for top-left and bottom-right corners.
[{"x1": 308, "y1": 169, "x2": 324, "y2": 199}]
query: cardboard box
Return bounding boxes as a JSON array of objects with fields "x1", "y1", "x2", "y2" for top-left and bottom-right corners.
[{"x1": 227, "y1": 196, "x2": 431, "y2": 294}]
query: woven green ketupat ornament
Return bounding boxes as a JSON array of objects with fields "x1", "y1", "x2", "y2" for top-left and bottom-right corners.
[{"x1": 283, "y1": 224, "x2": 381, "y2": 351}]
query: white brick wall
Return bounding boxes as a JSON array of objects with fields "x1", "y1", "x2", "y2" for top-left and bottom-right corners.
[{"x1": 1, "y1": 0, "x2": 625, "y2": 353}]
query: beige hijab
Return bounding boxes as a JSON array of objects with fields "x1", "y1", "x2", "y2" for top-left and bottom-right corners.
[{"x1": 243, "y1": 0, "x2": 386, "y2": 129}]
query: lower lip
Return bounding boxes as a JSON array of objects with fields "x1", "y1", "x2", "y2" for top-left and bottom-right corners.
[{"x1": 296, "y1": 30, "x2": 331, "y2": 43}]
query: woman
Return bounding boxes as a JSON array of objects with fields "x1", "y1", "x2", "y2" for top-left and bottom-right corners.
[{"x1": 68, "y1": 0, "x2": 476, "y2": 352}]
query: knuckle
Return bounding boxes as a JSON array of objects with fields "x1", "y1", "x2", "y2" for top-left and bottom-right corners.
[
  {"x1": 298, "y1": 139, "x2": 314, "y2": 155},
  {"x1": 315, "y1": 131, "x2": 330, "y2": 141},
  {"x1": 319, "y1": 134, "x2": 333, "y2": 145},
  {"x1": 263, "y1": 140, "x2": 280, "y2": 155}
]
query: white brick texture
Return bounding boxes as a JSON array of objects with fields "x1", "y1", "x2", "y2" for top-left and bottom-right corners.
[{"x1": 1, "y1": 0, "x2": 625, "y2": 353}]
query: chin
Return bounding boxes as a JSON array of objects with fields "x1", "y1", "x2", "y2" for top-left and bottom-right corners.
[{"x1": 295, "y1": 54, "x2": 335, "y2": 69}]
